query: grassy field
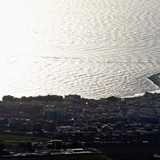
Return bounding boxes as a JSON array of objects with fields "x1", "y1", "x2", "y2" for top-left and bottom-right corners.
[
  {"x1": 0, "y1": 134, "x2": 52, "y2": 145},
  {"x1": 0, "y1": 129, "x2": 113, "y2": 160},
  {"x1": 1, "y1": 129, "x2": 159, "y2": 159},
  {"x1": 0, "y1": 129, "x2": 52, "y2": 145}
]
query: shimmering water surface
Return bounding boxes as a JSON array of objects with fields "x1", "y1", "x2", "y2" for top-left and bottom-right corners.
[{"x1": 1, "y1": 0, "x2": 160, "y2": 99}]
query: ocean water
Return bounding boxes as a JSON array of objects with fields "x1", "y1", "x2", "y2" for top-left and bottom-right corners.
[{"x1": 0, "y1": 0, "x2": 160, "y2": 100}]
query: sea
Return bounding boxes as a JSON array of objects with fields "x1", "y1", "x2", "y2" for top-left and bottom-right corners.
[{"x1": 0, "y1": 0, "x2": 160, "y2": 100}]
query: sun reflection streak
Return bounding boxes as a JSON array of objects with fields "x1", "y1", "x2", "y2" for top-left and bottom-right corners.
[{"x1": 0, "y1": 1, "x2": 31, "y2": 57}]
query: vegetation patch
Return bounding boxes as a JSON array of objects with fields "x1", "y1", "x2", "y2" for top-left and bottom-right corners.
[{"x1": 0, "y1": 133, "x2": 51, "y2": 145}]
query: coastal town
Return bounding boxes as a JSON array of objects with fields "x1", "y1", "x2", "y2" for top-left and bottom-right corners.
[{"x1": 1, "y1": 90, "x2": 160, "y2": 158}]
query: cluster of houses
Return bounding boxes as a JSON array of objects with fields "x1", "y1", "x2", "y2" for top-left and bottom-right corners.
[{"x1": 0, "y1": 93, "x2": 160, "y2": 147}]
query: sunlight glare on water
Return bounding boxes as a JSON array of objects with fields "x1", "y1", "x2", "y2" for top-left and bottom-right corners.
[{"x1": 0, "y1": 0, "x2": 160, "y2": 99}]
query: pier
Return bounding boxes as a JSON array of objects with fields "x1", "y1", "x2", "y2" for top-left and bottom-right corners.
[{"x1": 148, "y1": 73, "x2": 160, "y2": 87}]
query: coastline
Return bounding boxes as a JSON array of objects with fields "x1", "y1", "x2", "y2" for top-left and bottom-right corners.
[
  {"x1": 1, "y1": 73, "x2": 160, "y2": 101},
  {"x1": 148, "y1": 73, "x2": 160, "y2": 88},
  {"x1": 1, "y1": 76, "x2": 160, "y2": 160}
]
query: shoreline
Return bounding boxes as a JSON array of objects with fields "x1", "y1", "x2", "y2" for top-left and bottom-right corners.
[
  {"x1": 1, "y1": 73, "x2": 160, "y2": 101},
  {"x1": 1, "y1": 90, "x2": 160, "y2": 103},
  {"x1": 148, "y1": 73, "x2": 160, "y2": 88}
]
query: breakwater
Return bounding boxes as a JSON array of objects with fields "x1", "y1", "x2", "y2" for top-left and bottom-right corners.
[{"x1": 148, "y1": 73, "x2": 160, "y2": 88}]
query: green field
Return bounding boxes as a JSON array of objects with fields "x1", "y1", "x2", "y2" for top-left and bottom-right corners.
[
  {"x1": 0, "y1": 134, "x2": 52, "y2": 145},
  {"x1": 1, "y1": 129, "x2": 160, "y2": 160},
  {"x1": 0, "y1": 129, "x2": 52, "y2": 145}
]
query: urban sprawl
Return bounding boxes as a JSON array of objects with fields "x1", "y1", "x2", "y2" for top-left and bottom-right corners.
[{"x1": 1, "y1": 90, "x2": 160, "y2": 157}]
